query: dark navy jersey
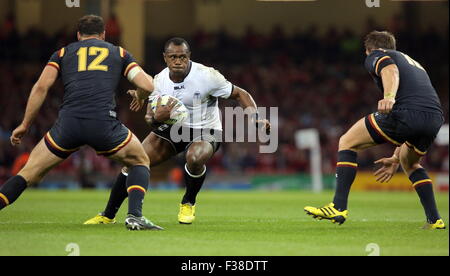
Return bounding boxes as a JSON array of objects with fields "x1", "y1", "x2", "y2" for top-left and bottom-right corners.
[
  {"x1": 364, "y1": 49, "x2": 442, "y2": 114},
  {"x1": 47, "y1": 38, "x2": 139, "y2": 120}
]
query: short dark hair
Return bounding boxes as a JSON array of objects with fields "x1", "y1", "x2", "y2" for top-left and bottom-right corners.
[
  {"x1": 364, "y1": 31, "x2": 397, "y2": 52},
  {"x1": 164, "y1": 37, "x2": 191, "y2": 53},
  {"x1": 77, "y1": 15, "x2": 105, "y2": 36}
]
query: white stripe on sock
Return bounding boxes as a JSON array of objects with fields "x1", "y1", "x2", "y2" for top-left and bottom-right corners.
[{"x1": 185, "y1": 164, "x2": 206, "y2": 178}]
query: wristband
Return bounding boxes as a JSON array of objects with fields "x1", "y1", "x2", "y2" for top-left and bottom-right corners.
[{"x1": 384, "y1": 92, "x2": 396, "y2": 100}]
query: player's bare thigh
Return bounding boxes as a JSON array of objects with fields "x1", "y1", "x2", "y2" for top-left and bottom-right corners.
[
  {"x1": 399, "y1": 143, "x2": 423, "y2": 176},
  {"x1": 108, "y1": 133, "x2": 149, "y2": 168},
  {"x1": 339, "y1": 117, "x2": 378, "y2": 151},
  {"x1": 143, "y1": 132, "x2": 177, "y2": 167},
  {"x1": 185, "y1": 141, "x2": 214, "y2": 174},
  {"x1": 18, "y1": 138, "x2": 65, "y2": 186}
]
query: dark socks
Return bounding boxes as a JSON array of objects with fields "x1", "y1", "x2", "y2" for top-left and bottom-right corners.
[
  {"x1": 126, "y1": 166, "x2": 150, "y2": 218},
  {"x1": 181, "y1": 164, "x2": 206, "y2": 205},
  {"x1": 103, "y1": 171, "x2": 129, "y2": 219},
  {"x1": 333, "y1": 150, "x2": 358, "y2": 211},
  {"x1": 0, "y1": 175, "x2": 28, "y2": 210},
  {"x1": 410, "y1": 168, "x2": 441, "y2": 224}
]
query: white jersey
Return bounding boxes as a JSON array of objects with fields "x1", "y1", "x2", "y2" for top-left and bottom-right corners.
[{"x1": 151, "y1": 61, "x2": 233, "y2": 130}]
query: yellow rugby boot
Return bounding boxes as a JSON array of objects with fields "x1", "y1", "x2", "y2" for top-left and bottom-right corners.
[
  {"x1": 178, "y1": 203, "x2": 196, "y2": 224},
  {"x1": 423, "y1": 219, "x2": 446, "y2": 230},
  {"x1": 83, "y1": 213, "x2": 116, "y2": 225},
  {"x1": 304, "y1": 203, "x2": 348, "y2": 225}
]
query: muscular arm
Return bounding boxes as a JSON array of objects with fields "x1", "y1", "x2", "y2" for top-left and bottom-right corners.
[
  {"x1": 127, "y1": 71, "x2": 155, "y2": 112},
  {"x1": 228, "y1": 86, "x2": 258, "y2": 114},
  {"x1": 22, "y1": 66, "x2": 59, "y2": 128},
  {"x1": 130, "y1": 71, "x2": 154, "y2": 99},
  {"x1": 228, "y1": 85, "x2": 271, "y2": 133},
  {"x1": 378, "y1": 64, "x2": 400, "y2": 114},
  {"x1": 380, "y1": 64, "x2": 400, "y2": 100},
  {"x1": 10, "y1": 66, "x2": 58, "y2": 146}
]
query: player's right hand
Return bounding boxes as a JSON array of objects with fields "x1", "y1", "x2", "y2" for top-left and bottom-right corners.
[
  {"x1": 153, "y1": 97, "x2": 178, "y2": 123},
  {"x1": 128, "y1": 90, "x2": 145, "y2": 112},
  {"x1": 378, "y1": 98, "x2": 395, "y2": 114},
  {"x1": 10, "y1": 124, "x2": 28, "y2": 146},
  {"x1": 374, "y1": 156, "x2": 400, "y2": 183}
]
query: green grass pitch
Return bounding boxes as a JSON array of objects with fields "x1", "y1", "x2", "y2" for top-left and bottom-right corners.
[{"x1": 0, "y1": 190, "x2": 448, "y2": 256}]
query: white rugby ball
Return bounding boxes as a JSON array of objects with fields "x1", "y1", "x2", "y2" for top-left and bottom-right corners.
[{"x1": 150, "y1": 95, "x2": 188, "y2": 125}]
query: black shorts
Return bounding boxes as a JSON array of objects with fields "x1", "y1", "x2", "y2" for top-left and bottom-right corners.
[
  {"x1": 152, "y1": 124, "x2": 222, "y2": 154},
  {"x1": 45, "y1": 116, "x2": 132, "y2": 159},
  {"x1": 365, "y1": 109, "x2": 444, "y2": 156}
]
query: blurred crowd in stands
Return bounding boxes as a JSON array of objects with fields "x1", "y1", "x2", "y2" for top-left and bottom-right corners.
[{"x1": 0, "y1": 14, "x2": 448, "y2": 186}]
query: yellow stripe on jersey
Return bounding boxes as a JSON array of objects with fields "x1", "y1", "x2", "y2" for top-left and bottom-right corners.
[
  {"x1": 45, "y1": 132, "x2": 79, "y2": 152},
  {"x1": 96, "y1": 130, "x2": 132, "y2": 154},
  {"x1": 119, "y1": 47, "x2": 126, "y2": 58},
  {"x1": 368, "y1": 114, "x2": 402, "y2": 146},
  {"x1": 124, "y1": 62, "x2": 139, "y2": 77},
  {"x1": 47, "y1": 62, "x2": 60, "y2": 70},
  {"x1": 59, "y1": 48, "x2": 66, "y2": 58},
  {"x1": 375, "y1": 56, "x2": 391, "y2": 76},
  {"x1": 413, "y1": 146, "x2": 427, "y2": 156},
  {"x1": 405, "y1": 141, "x2": 426, "y2": 156}
]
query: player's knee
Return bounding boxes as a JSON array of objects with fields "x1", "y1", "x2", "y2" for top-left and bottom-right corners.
[
  {"x1": 186, "y1": 154, "x2": 206, "y2": 173},
  {"x1": 134, "y1": 153, "x2": 150, "y2": 167},
  {"x1": 400, "y1": 157, "x2": 421, "y2": 175},
  {"x1": 124, "y1": 151, "x2": 150, "y2": 167}
]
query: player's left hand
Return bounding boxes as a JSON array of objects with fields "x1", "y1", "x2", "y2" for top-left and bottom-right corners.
[
  {"x1": 256, "y1": 119, "x2": 271, "y2": 135},
  {"x1": 11, "y1": 124, "x2": 28, "y2": 146},
  {"x1": 378, "y1": 98, "x2": 395, "y2": 114},
  {"x1": 128, "y1": 90, "x2": 145, "y2": 112},
  {"x1": 374, "y1": 156, "x2": 400, "y2": 183}
]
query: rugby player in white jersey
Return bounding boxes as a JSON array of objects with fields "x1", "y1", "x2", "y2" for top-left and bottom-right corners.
[{"x1": 84, "y1": 37, "x2": 271, "y2": 225}]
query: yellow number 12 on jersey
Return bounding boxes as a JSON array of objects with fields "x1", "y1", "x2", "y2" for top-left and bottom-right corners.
[{"x1": 77, "y1": 47, "x2": 109, "y2": 72}]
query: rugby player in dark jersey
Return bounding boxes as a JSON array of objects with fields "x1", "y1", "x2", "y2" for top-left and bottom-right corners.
[
  {"x1": 305, "y1": 31, "x2": 445, "y2": 229},
  {"x1": 0, "y1": 15, "x2": 162, "y2": 231}
]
